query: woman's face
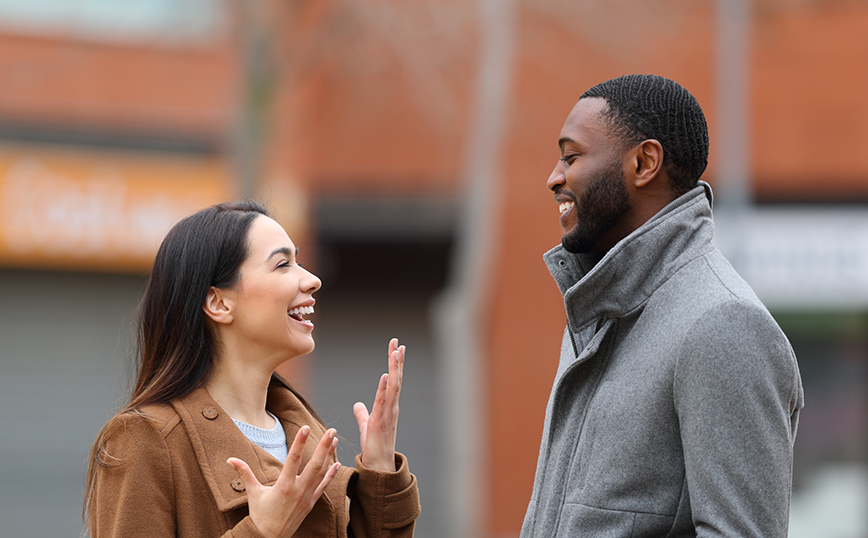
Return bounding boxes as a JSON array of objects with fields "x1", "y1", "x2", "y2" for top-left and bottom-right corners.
[{"x1": 227, "y1": 215, "x2": 322, "y2": 364}]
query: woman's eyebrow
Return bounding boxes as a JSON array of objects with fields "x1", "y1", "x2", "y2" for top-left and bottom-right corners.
[{"x1": 265, "y1": 246, "x2": 297, "y2": 262}]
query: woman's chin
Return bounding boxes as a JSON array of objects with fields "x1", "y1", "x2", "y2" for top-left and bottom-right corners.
[{"x1": 287, "y1": 337, "x2": 316, "y2": 358}]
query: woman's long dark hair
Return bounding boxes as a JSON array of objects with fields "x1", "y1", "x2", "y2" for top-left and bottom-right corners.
[{"x1": 84, "y1": 201, "x2": 321, "y2": 521}]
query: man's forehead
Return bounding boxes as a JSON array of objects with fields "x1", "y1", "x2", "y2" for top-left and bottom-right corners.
[{"x1": 559, "y1": 97, "x2": 611, "y2": 145}]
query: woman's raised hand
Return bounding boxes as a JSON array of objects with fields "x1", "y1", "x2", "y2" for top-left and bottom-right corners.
[
  {"x1": 353, "y1": 337, "x2": 405, "y2": 472},
  {"x1": 227, "y1": 426, "x2": 340, "y2": 538}
]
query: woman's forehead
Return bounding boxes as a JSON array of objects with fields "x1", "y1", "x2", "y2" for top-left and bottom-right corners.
[{"x1": 247, "y1": 216, "x2": 295, "y2": 258}]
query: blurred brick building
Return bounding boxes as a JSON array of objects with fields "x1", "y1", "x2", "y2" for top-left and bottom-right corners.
[{"x1": 0, "y1": 1, "x2": 865, "y2": 537}]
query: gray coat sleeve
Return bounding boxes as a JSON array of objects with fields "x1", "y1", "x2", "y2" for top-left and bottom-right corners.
[{"x1": 673, "y1": 300, "x2": 803, "y2": 538}]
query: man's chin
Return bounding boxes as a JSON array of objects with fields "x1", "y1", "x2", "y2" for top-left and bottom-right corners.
[
  {"x1": 560, "y1": 224, "x2": 579, "y2": 252},
  {"x1": 561, "y1": 234, "x2": 587, "y2": 254},
  {"x1": 562, "y1": 226, "x2": 601, "y2": 254}
]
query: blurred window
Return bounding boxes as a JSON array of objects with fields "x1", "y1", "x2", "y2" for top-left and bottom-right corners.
[
  {"x1": 776, "y1": 311, "x2": 868, "y2": 537},
  {"x1": 0, "y1": 0, "x2": 227, "y2": 45}
]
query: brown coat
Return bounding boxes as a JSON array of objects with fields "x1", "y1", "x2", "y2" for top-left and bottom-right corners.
[{"x1": 90, "y1": 379, "x2": 420, "y2": 537}]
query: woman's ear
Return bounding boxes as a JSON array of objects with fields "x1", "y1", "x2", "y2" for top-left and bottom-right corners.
[
  {"x1": 633, "y1": 139, "x2": 664, "y2": 188},
  {"x1": 203, "y1": 286, "x2": 234, "y2": 325}
]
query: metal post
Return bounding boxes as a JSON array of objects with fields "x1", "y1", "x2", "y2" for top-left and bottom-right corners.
[
  {"x1": 433, "y1": 0, "x2": 515, "y2": 536},
  {"x1": 715, "y1": 0, "x2": 753, "y2": 268}
]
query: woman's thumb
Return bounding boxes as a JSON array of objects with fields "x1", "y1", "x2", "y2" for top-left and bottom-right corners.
[
  {"x1": 227, "y1": 457, "x2": 258, "y2": 491},
  {"x1": 353, "y1": 402, "x2": 369, "y2": 431}
]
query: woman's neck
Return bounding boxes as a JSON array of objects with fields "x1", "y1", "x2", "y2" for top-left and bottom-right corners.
[{"x1": 204, "y1": 357, "x2": 276, "y2": 429}]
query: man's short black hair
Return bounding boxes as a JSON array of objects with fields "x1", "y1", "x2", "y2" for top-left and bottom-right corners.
[{"x1": 581, "y1": 74, "x2": 709, "y2": 196}]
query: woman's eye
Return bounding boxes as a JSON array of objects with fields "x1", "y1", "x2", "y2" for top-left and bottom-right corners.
[{"x1": 277, "y1": 260, "x2": 290, "y2": 269}]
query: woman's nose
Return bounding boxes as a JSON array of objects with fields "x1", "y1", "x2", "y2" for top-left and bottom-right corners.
[{"x1": 302, "y1": 268, "x2": 322, "y2": 293}]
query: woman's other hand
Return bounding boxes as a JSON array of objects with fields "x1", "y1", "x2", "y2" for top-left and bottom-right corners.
[
  {"x1": 226, "y1": 426, "x2": 340, "y2": 538},
  {"x1": 353, "y1": 338, "x2": 405, "y2": 473}
]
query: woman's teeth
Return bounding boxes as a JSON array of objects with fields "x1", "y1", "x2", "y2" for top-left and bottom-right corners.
[
  {"x1": 288, "y1": 305, "x2": 314, "y2": 319},
  {"x1": 559, "y1": 201, "x2": 574, "y2": 214}
]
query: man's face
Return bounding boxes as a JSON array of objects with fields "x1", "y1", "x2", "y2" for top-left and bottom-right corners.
[{"x1": 547, "y1": 97, "x2": 632, "y2": 253}]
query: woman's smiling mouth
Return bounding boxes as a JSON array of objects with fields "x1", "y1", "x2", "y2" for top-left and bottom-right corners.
[{"x1": 288, "y1": 305, "x2": 314, "y2": 327}]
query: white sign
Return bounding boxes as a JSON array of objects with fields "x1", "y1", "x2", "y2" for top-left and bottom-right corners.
[{"x1": 715, "y1": 207, "x2": 868, "y2": 310}]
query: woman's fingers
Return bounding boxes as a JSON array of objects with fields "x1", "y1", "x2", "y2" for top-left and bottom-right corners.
[
  {"x1": 353, "y1": 338, "x2": 405, "y2": 472},
  {"x1": 277, "y1": 425, "x2": 310, "y2": 484},
  {"x1": 297, "y1": 428, "x2": 337, "y2": 485},
  {"x1": 386, "y1": 338, "x2": 400, "y2": 400},
  {"x1": 233, "y1": 426, "x2": 341, "y2": 538},
  {"x1": 370, "y1": 372, "x2": 389, "y2": 422},
  {"x1": 387, "y1": 345, "x2": 404, "y2": 406},
  {"x1": 312, "y1": 462, "x2": 341, "y2": 499},
  {"x1": 378, "y1": 344, "x2": 403, "y2": 425},
  {"x1": 373, "y1": 340, "x2": 404, "y2": 424},
  {"x1": 292, "y1": 431, "x2": 338, "y2": 516},
  {"x1": 365, "y1": 340, "x2": 403, "y2": 425}
]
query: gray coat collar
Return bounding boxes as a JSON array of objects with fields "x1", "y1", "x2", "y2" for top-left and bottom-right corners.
[{"x1": 544, "y1": 181, "x2": 715, "y2": 332}]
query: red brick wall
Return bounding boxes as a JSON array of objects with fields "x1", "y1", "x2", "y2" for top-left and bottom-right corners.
[{"x1": 0, "y1": 33, "x2": 234, "y2": 136}]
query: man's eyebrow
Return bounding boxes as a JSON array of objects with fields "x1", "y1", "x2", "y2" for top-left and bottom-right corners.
[
  {"x1": 265, "y1": 246, "x2": 297, "y2": 262},
  {"x1": 558, "y1": 137, "x2": 575, "y2": 150}
]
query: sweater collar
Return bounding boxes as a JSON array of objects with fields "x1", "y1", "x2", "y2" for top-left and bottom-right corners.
[
  {"x1": 170, "y1": 379, "x2": 303, "y2": 512},
  {"x1": 544, "y1": 181, "x2": 715, "y2": 332}
]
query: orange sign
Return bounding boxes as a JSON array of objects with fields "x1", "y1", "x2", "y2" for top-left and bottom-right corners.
[{"x1": 0, "y1": 144, "x2": 233, "y2": 272}]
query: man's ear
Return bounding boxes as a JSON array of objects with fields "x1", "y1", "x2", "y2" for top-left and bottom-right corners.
[
  {"x1": 203, "y1": 286, "x2": 234, "y2": 325},
  {"x1": 632, "y1": 139, "x2": 664, "y2": 188}
]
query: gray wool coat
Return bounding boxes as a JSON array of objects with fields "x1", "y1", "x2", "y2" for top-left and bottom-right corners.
[{"x1": 521, "y1": 183, "x2": 804, "y2": 538}]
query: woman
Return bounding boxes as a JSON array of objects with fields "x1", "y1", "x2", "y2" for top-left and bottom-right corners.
[{"x1": 84, "y1": 201, "x2": 420, "y2": 537}]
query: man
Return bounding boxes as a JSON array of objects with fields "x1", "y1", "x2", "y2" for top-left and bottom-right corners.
[{"x1": 521, "y1": 74, "x2": 804, "y2": 537}]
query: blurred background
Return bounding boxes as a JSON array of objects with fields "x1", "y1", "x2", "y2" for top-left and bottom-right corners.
[{"x1": 0, "y1": 0, "x2": 865, "y2": 536}]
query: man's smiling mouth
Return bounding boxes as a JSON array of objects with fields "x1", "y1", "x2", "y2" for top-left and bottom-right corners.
[{"x1": 559, "y1": 201, "x2": 574, "y2": 215}]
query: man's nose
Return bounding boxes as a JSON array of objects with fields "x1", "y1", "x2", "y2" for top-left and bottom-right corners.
[{"x1": 546, "y1": 162, "x2": 565, "y2": 192}]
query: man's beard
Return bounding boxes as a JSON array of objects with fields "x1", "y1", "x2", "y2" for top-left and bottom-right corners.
[{"x1": 562, "y1": 160, "x2": 631, "y2": 254}]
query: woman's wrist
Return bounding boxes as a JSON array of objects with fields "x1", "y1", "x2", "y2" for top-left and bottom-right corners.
[{"x1": 361, "y1": 452, "x2": 396, "y2": 473}]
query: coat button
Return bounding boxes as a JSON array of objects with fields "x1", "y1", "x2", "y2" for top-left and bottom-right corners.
[
  {"x1": 230, "y1": 478, "x2": 245, "y2": 492},
  {"x1": 558, "y1": 259, "x2": 566, "y2": 267},
  {"x1": 202, "y1": 406, "x2": 219, "y2": 420}
]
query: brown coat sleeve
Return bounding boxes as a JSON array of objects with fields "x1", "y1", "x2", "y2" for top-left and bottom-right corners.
[
  {"x1": 90, "y1": 415, "x2": 177, "y2": 537},
  {"x1": 90, "y1": 414, "x2": 267, "y2": 538},
  {"x1": 348, "y1": 452, "x2": 421, "y2": 538}
]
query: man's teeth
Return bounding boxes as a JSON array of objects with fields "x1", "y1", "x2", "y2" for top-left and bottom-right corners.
[
  {"x1": 288, "y1": 306, "x2": 314, "y2": 317},
  {"x1": 559, "y1": 201, "x2": 574, "y2": 214}
]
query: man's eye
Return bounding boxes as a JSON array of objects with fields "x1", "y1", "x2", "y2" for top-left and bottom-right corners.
[
  {"x1": 277, "y1": 260, "x2": 290, "y2": 269},
  {"x1": 561, "y1": 154, "x2": 578, "y2": 164}
]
